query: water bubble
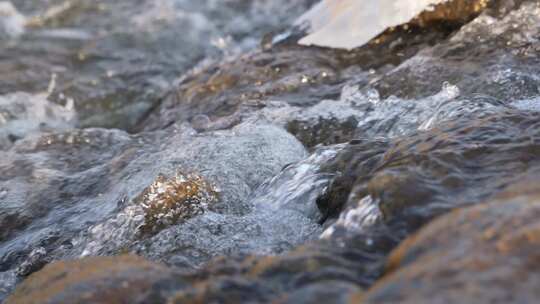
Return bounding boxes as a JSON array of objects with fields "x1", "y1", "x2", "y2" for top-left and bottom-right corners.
[{"x1": 321, "y1": 195, "x2": 382, "y2": 239}]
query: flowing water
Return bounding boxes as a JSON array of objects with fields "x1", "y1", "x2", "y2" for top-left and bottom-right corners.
[{"x1": 2, "y1": 0, "x2": 540, "y2": 302}]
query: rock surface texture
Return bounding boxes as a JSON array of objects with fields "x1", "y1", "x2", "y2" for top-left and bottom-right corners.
[
  {"x1": 363, "y1": 176, "x2": 540, "y2": 304},
  {"x1": 2, "y1": 0, "x2": 540, "y2": 303}
]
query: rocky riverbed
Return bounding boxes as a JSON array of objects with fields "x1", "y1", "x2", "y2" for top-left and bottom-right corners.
[{"x1": 2, "y1": 0, "x2": 540, "y2": 303}]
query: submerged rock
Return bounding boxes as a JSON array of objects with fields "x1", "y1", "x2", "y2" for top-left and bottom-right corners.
[
  {"x1": 319, "y1": 109, "x2": 540, "y2": 241},
  {"x1": 137, "y1": 171, "x2": 219, "y2": 235},
  {"x1": 141, "y1": 21, "x2": 459, "y2": 134},
  {"x1": 3, "y1": 0, "x2": 540, "y2": 302},
  {"x1": 143, "y1": 0, "x2": 533, "y2": 148},
  {"x1": 0, "y1": 121, "x2": 306, "y2": 295},
  {"x1": 10, "y1": 107, "x2": 540, "y2": 303}
]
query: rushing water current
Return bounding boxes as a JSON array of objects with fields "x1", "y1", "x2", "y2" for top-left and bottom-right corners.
[{"x1": 2, "y1": 0, "x2": 540, "y2": 303}]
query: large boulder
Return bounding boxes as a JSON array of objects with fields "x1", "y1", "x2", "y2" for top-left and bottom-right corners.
[{"x1": 363, "y1": 176, "x2": 540, "y2": 303}]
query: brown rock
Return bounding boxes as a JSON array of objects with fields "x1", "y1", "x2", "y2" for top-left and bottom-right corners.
[
  {"x1": 6, "y1": 255, "x2": 186, "y2": 304},
  {"x1": 412, "y1": 0, "x2": 490, "y2": 27},
  {"x1": 140, "y1": 28, "x2": 457, "y2": 132},
  {"x1": 136, "y1": 171, "x2": 219, "y2": 235},
  {"x1": 362, "y1": 176, "x2": 540, "y2": 303}
]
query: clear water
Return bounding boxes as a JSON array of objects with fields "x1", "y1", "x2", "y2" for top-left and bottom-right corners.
[{"x1": 1, "y1": 0, "x2": 540, "y2": 301}]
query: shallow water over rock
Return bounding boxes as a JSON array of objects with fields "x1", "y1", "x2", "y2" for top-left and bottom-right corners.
[
  {"x1": 3, "y1": 0, "x2": 540, "y2": 303},
  {"x1": 0, "y1": 0, "x2": 315, "y2": 131},
  {"x1": 0, "y1": 120, "x2": 306, "y2": 294}
]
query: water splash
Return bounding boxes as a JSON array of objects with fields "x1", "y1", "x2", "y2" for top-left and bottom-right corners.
[
  {"x1": 320, "y1": 195, "x2": 382, "y2": 239},
  {"x1": 78, "y1": 144, "x2": 343, "y2": 265},
  {"x1": 0, "y1": 92, "x2": 76, "y2": 150},
  {"x1": 250, "y1": 144, "x2": 345, "y2": 221},
  {"x1": 79, "y1": 205, "x2": 145, "y2": 257},
  {"x1": 0, "y1": 2, "x2": 26, "y2": 40},
  {"x1": 0, "y1": 270, "x2": 16, "y2": 300},
  {"x1": 512, "y1": 97, "x2": 540, "y2": 112}
]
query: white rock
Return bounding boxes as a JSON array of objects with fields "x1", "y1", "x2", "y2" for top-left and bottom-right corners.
[{"x1": 296, "y1": 0, "x2": 447, "y2": 50}]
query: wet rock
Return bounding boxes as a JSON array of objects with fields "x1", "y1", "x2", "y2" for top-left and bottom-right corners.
[
  {"x1": 312, "y1": 0, "x2": 540, "y2": 245},
  {"x1": 411, "y1": 0, "x2": 490, "y2": 27},
  {"x1": 309, "y1": 108, "x2": 540, "y2": 295},
  {"x1": 137, "y1": 171, "x2": 219, "y2": 235},
  {"x1": 14, "y1": 247, "x2": 48, "y2": 277},
  {"x1": 274, "y1": 281, "x2": 361, "y2": 304},
  {"x1": 141, "y1": 27, "x2": 458, "y2": 147},
  {"x1": 3, "y1": 0, "x2": 540, "y2": 302},
  {"x1": 6, "y1": 237, "x2": 381, "y2": 303},
  {"x1": 283, "y1": 95, "x2": 368, "y2": 148},
  {"x1": 320, "y1": 110, "x2": 540, "y2": 237},
  {"x1": 373, "y1": 1, "x2": 540, "y2": 101},
  {"x1": 363, "y1": 176, "x2": 540, "y2": 303},
  {"x1": 0, "y1": 121, "x2": 306, "y2": 295},
  {"x1": 149, "y1": 225, "x2": 394, "y2": 302},
  {"x1": 15, "y1": 177, "x2": 540, "y2": 302},
  {"x1": 140, "y1": 46, "x2": 364, "y2": 131},
  {"x1": 296, "y1": 0, "x2": 489, "y2": 49},
  {"x1": 141, "y1": 0, "x2": 510, "y2": 147},
  {"x1": 5, "y1": 255, "x2": 187, "y2": 304},
  {"x1": 286, "y1": 116, "x2": 359, "y2": 149},
  {"x1": 119, "y1": 145, "x2": 340, "y2": 269}
]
